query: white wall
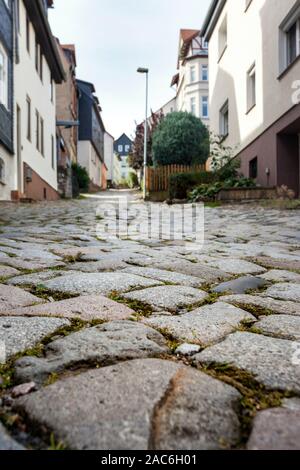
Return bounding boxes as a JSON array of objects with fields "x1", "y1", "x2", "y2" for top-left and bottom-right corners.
[
  {"x1": 113, "y1": 153, "x2": 122, "y2": 185},
  {"x1": 176, "y1": 56, "x2": 209, "y2": 125},
  {"x1": 0, "y1": 145, "x2": 14, "y2": 200},
  {"x1": 104, "y1": 133, "x2": 114, "y2": 181},
  {"x1": 208, "y1": 0, "x2": 300, "y2": 152},
  {"x1": 14, "y1": 0, "x2": 58, "y2": 193},
  {"x1": 160, "y1": 97, "x2": 176, "y2": 115},
  {"x1": 78, "y1": 140, "x2": 102, "y2": 187}
]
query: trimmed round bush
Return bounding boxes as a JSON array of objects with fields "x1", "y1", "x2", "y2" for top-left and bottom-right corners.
[{"x1": 152, "y1": 112, "x2": 209, "y2": 166}]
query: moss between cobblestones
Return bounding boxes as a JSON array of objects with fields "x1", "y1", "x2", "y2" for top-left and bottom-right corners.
[
  {"x1": 185, "y1": 293, "x2": 222, "y2": 312},
  {"x1": 109, "y1": 291, "x2": 153, "y2": 319},
  {"x1": 196, "y1": 362, "x2": 295, "y2": 448},
  {"x1": 229, "y1": 302, "x2": 274, "y2": 318},
  {"x1": 154, "y1": 328, "x2": 181, "y2": 353},
  {"x1": 0, "y1": 319, "x2": 88, "y2": 391},
  {"x1": 44, "y1": 373, "x2": 59, "y2": 387},
  {"x1": 29, "y1": 284, "x2": 78, "y2": 302}
]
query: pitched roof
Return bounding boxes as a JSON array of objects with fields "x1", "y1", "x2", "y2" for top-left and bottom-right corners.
[
  {"x1": 180, "y1": 29, "x2": 200, "y2": 43},
  {"x1": 178, "y1": 29, "x2": 201, "y2": 64}
]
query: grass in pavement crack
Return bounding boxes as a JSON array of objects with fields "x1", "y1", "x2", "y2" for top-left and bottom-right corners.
[
  {"x1": 152, "y1": 327, "x2": 181, "y2": 352},
  {"x1": 109, "y1": 291, "x2": 153, "y2": 319},
  {"x1": 29, "y1": 284, "x2": 78, "y2": 301},
  {"x1": 228, "y1": 302, "x2": 274, "y2": 318}
]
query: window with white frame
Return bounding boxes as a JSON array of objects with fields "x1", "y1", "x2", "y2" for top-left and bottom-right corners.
[
  {"x1": 190, "y1": 65, "x2": 196, "y2": 83},
  {"x1": 0, "y1": 43, "x2": 8, "y2": 109},
  {"x1": 220, "y1": 100, "x2": 229, "y2": 137},
  {"x1": 218, "y1": 15, "x2": 227, "y2": 60},
  {"x1": 247, "y1": 63, "x2": 256, "y2": 111},
  {"x1": 190, "y1": 97, "x2": 196, "y2": 115},
  {"x1": 125, "y1": 145, "x2": 130, "y2": 153},
  {"x1": 280, "y1": 6, "x2": 300, "y2": 72},
  {"x1": 118, "y1": 145, "x2": 123, "y2": 153},
  {"x1": 0, "y1": 158, "x2": 5, "y2": 184},
  {"x1": 201, "y1": 96, "x2": 209, "y2": 119},
  {"x1": 201, "y1": 65, "x2": 208, "y2": 81}
]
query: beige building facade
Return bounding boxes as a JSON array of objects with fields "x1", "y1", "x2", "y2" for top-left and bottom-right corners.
[
  {"x1": 171, "y1": 29, "x2": 209, "y2": 126},
  {"x1": 203, "y1": 0, "x2": 300, "y2": 195}
]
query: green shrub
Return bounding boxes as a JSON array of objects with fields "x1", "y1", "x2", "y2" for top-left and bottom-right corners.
[
  {"x1": 152, "y1": 112, "x2": 209, "y2": 166},
  {"x1": 169, "y1": 171, "x2": 216, "y2": 200},
  {"x1": 72, "y1": 163, "x2": 90, "y2": 192},
  {"x1": 127, "y1": 172, "x2": 139, "y2": 189},
  {"x1": 189, "y1": 177, "x2": 256, "y2": 202}
]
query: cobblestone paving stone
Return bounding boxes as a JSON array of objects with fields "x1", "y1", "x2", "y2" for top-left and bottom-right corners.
[
  {"x1": 144, "y1": 302, "x2": 256, "y2": 346},
  {"x1": 7, "y1": 295, "x2": 135, "y2": 321},
  {"x1": 123, "y1": 285, "x2": 209, "y2": 311},
  {"x1": 247, "y1": 401, "x2": 300, "y2": 450},
  {"x1": 219, "y1": 294, "x2": 300, "y2": 316},
  {"x1": 0, "y1": 195, "x2": 300, "y2": 450},
  {"x1": 14, "y1": 322, "x2": 170, "y2": 385},
  {"x1": 255, "y1": 315, "x2": 300, "y2": 341},
  {"x1": 15, "y1": 359, "x2": 242, "y2": 450},
  {"x1": 195, "y1": 332, "x2": 300, "y2": 393},
  {"x1": 0, "y1": 316, "x2": 70, "y2": 359},
  {"x1": 0, "y1": 284, "x2": 46, "y2": 313},
  {"x1": 263, "y1": 283, "x2": 300, "y2": 302},
  {"x1": 0, "y1": 423, "x2": 25, "y2": 450}
]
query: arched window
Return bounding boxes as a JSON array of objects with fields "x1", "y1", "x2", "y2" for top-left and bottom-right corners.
[{"x1": 0, "y1": 158, "x2": 5, "y2": 183}]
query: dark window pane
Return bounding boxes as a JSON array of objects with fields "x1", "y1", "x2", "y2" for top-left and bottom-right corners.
[
  {"x1": 249, "y1": 157, "x2": 258, "y2": 179},
  {"x1": 287, "y1": 22, "x2": 297, "y2": 65}
]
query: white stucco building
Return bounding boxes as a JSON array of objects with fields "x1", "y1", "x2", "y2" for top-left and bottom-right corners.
[
  {"x1": 13, "y1": 0, "x2": 65, "y2": 200},
  {"x1": 112, "y1": 152, "x2": 122, "y2": 186},
  {"x1": 158, "y1": 97, "x2": 176, "y2": 116},
  {"x1": 104, "y1": 131, "x2": 114, "y2": 186},
  {"x1": 203, "y1": 0, "x2": 300, "y2": 196},
  {"x1": 171, "y1": 29, "x2": 209, "y2": 126}
]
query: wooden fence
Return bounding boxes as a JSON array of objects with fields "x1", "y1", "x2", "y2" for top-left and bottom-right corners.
[{"x1": 146, "y1": 164, "x2": 205, "y2": 193}]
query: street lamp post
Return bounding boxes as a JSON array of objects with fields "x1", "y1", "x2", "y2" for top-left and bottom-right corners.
[{"x1": 137, "y1": 67, "x2": 149, "y2": 200}]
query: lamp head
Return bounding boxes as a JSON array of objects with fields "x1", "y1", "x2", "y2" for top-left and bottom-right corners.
[{"x1": 137, "y1": 67, "x2": 149, "y2": 74}]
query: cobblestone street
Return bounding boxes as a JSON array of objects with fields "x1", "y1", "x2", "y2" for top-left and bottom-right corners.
[{"x1": 0, "y1": 193, "x2": 300, "y2": 450}]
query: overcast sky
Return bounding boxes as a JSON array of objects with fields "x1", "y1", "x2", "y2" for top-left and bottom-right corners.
[{"x1": 49, "y1": 0, "x2": 211, "y2": 140}]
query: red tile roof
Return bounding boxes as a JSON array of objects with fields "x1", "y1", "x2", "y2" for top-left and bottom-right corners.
[
  {"x1": 180, "y1": 29, "x2": 200, "y2": 43},
  {"x1": 179, "y1": 29, "x2": 201, "y2": 64}
]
